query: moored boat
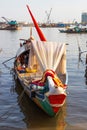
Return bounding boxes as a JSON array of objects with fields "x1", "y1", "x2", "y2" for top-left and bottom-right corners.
[
  {"x1": 0, "y1": 17, "x2": 21, "y2": 30},
  {"x1": 59, "y1": 24, "x2": 87, "y2": 33},
  {"x1": 0, "y1": 25, "x2": 21, "y2": 30},
  {"x1": 14, "y1": 5, "x2": 68, "y2": 116}
]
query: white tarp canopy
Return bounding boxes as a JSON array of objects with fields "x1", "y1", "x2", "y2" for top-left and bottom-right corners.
[{"x1": 28, "y1": 40, "x2": 66, "y2": 75}]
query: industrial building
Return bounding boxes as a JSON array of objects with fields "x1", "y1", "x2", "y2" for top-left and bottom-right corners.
[{"x1": 81, "y1": 12, "x2": 87, "y2": 24}]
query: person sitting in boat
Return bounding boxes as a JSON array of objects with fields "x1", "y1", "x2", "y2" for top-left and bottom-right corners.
[
  {"x1": 16, "y1": 57, "x2": 26, "y2": 73},
  {"x1": 24, "y1": 54, "x2": 29, "y2": 67}
]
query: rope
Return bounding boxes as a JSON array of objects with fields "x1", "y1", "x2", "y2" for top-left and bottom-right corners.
[{"x1": 2, "y1": 56, "x2": 16, "y2": 64}]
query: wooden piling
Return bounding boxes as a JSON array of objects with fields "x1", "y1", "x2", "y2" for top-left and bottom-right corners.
[{"x1": 86, "y1": 54, "x2": 87, "y2": 64}]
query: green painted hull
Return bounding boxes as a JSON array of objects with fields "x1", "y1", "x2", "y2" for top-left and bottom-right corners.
[{"x1": 33, "y1": 96, "x2": 55, "y2": 116}]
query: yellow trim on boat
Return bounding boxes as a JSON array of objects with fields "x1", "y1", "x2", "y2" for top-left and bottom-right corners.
[{"x1": 26, "y1": 68, "x2": 37, "y2": 73}]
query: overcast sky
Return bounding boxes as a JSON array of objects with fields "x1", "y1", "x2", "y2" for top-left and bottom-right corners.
[{"x1": 0, "y1": 0, "x2": 87, "y2": 23}]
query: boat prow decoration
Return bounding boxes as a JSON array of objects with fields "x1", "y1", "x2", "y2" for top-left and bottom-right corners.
[{"x1": 31, "y1": 69, "x2": 65, "y2": 88}]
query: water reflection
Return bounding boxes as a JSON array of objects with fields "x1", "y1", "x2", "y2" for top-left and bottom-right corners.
[{"x1": 14, "y1": 79, "x2": 67, "y2": 130}]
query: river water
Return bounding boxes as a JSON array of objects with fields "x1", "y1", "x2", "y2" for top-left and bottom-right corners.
[{"x1": 0, "y1": 27, "x2": 87, "y2": 130}]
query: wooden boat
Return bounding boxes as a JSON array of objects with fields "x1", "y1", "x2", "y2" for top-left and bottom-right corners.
[
  {"x1": 0, "y1": 25, "x2": 21, "y2": 30},
  {"x1": 14, "y1": 5, "x2": 68, "y2": 117},
  {"x1": 59, "y1": 25, "x2": 87, "y2": 33},
  {"x1": 0, "y1": 17, "x2": 21, "y2": 30}
]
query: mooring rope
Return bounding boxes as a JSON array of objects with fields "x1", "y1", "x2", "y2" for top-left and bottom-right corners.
[{"x1": 2, "y1": 56, "x2": 16, "y2": 64}]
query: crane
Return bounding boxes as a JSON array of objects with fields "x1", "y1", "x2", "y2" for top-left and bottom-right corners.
[
  {"x1": 45, "y1": 8, "x2": 52, "y2": 24},
  {"x1": 2, "y1": 17, "x2": 18, "y2": 26}
]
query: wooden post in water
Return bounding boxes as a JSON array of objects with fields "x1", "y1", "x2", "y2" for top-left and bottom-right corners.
[
  {"x1": 85, "y1": 54, "x2": 87, "y2": 79},
  {"x1": 86, "y1": 54, "x2": 87, "y2": 64}
]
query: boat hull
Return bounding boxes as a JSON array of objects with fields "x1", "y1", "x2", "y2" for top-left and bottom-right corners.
[
  {"x1": 0, "y1": 25, "x2": 21, "y2": 30},
  {"x1": 15, "y1": 71, "x2": 66, "y2": 117},
  {"x1": 14, "y1": 39, "x2": 67, "y2": 116}
]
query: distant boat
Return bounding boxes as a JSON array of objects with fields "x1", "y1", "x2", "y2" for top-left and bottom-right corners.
[
  {"x1": 0, "y1": 25, "x2": 21, "y2": 30},
  {"x1": 0, "y1": 17, "x2": 21, "y2": 30},
  {"x1": 59, "y1": 24, "x2": 87, "y2": 33},
  {"x1": 14, "y1": 5, "x2": 68, "y2": 117}
]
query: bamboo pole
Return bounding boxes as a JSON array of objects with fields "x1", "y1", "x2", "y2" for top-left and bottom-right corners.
[{"x1": 2, "y1": 56, "x2": 16, "y2": 64}]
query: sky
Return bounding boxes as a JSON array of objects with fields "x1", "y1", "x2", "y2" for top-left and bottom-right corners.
[{"x1": 0, "y1": 0, "x2": 87, "y2": 23}]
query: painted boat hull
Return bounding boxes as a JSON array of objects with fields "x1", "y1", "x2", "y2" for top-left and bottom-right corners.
[
  {"x1": 14, "y1": 69, "x2": 66, "y2": 117},
  {"x1": 0, "y1": 25, "x2": 21, "y2": 30},
  {"x1": 14, "y1": 38, "x2": 68, "y2": 116}
]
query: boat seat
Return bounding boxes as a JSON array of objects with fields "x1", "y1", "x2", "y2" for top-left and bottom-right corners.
[{"x1": 18, "y1": 72, "x2": 30, "y2": 78}]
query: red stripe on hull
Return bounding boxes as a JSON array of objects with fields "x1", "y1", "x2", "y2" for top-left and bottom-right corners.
[
  {"x1": 52, "y1": 106, "x2": 60, "y2": 113},
  {"x1": 48, "y1": 94, "x2": 66, "y2": 113}
]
